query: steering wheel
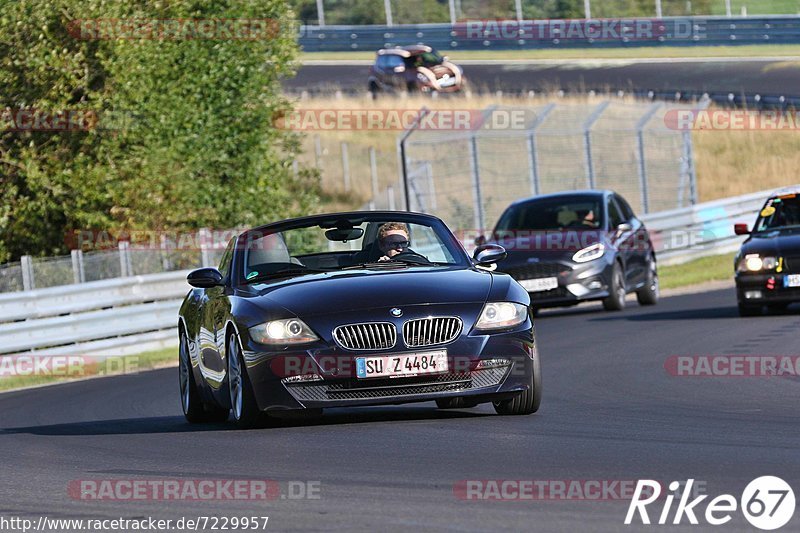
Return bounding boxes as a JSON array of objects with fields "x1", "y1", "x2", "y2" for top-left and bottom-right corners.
[{"x1": 391, "y1": 250, "x2": 432, "y2": 265}]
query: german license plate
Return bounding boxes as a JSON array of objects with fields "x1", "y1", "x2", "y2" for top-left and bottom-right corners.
[
  {"x1": 356, "y1": 350, "x2": 448, "y2": 379},
  {"x1": 784, "y1": 274, "x2": 800, "y2": 287},
  {"x1": 520, "y1": 277, "x2": 558, "y2": 292}
]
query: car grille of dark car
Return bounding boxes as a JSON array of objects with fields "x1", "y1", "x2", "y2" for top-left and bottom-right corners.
[
  {"x1": 504, "y1": 263, "x2": 571, "y2": 280},
  {"x1": 333, "y1": 322, "x2": 396, "y2": 351},
  {"x1": 403, "y1": 317, "x2": 462, "y2": 348},
  {"x1": 284, "y1": 366, "x2": 509, "y2": 403}
]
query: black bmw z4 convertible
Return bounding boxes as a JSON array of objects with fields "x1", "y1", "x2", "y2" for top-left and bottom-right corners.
[{"x1": 178, "y1": 212, "x2": 541, "y2": 428}]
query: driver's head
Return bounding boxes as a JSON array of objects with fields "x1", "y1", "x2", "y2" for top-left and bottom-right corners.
[{"x1": 378, "y1": 222, "x2": 410, "y2": 258}]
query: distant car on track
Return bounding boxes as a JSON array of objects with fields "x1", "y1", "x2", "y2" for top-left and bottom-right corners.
[
  {"x1": 734, "y1": 186, "x2": 800, "y2": 316},
  {"x1": 479, "y1": 190, "x2": 659, "y2": 313},
  {"x1": 178, "y1": 211, "x2": 540, "y2": 428},
  {"x1": 368, "y1": 45, "x2": 464, "y2": 96}
]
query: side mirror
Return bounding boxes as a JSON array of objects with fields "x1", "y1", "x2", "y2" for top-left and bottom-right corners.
[
  {"x1": 187, "y1": 267, "x2": 223, "y2": 288},
  {"x1": 734, "y1": 223, "x2": 750, "y2": 235},
  {"x1": 473, "y1": 244, "x2": 507, "y2": 266},
  {"x1": 474, "y1": 234, "x2": 487, "y2": 246},
  {"x1": 393, "y1": 65, "x2": 406, "y2": 73}
]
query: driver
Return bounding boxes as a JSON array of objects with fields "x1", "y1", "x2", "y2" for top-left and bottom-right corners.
[{"x1": 378, "y1": 222, "x2": 411, "y2": 261}]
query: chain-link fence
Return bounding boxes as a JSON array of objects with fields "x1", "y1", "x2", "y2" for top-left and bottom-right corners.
[
  {"x1": 383, "y1": 100, "x2": 701, "y2": 232},
  {"x1": 0, "y1": 231, "x2": 229, "y2": 293}
]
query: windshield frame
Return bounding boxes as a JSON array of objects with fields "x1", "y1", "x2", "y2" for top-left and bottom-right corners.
[
  {"x1": 231, "y1": 212, "x2": 470, "y2": 286},
  {"x1": 752, "y1": 195, "x2": 800, "y2": 233}
]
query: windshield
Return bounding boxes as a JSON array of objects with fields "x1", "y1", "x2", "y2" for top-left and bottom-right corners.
[
  {"x1": 240, "y1": 218, "x2": 465, "y2": 283},
  {"x1": 494, "y1": 196, "x2": 604, "y2": 232},
  {"x1": 754, "y1": 194, "x2": 800, "y2": 232},
  {"x1": 407, "y1": 50, "x2": 444, "y2": 68}
]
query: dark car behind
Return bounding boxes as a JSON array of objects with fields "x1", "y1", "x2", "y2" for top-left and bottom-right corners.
[
  {"x1": 734, "y1": 187, "x2": 800, "y2": 316},
  {"x1": 483, "y1": 190, "x2": 659, "y2": 313}
]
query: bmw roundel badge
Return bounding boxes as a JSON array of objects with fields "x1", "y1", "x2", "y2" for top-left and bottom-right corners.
[{"x1": 390, "y1": 308, "x2": 403, "y2": 317}]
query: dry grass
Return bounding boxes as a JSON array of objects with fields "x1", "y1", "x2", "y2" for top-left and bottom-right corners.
[{"x1": 291, "y1": 94, "x2": 800, "y2": 212}]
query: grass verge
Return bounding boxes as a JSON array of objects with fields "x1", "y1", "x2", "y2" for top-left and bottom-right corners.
[
  {"x1": 659, "y1": 253, "x2": 735, "y2": 290},
  {"x1": 301, "y1": 45, "x2": 800, "y2": 62},
  {"x1": 0, "y1": 346, "x2": 177, "y2": 393}
]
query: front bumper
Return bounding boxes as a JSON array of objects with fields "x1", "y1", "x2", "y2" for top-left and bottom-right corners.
[
  {"x1": 502, "y1": 257, "x2": 614, "y2": 308},
  {"x1": 736, "y1": 272, "x2": 800, "y2": 304},
  {"x1": 241, "y1": 325, "x2": 536, "y2": 411}
]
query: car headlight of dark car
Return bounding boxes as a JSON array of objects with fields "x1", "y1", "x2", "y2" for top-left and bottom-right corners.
[
  {"x1": 475, "y1": 302, "x2": 528, "y2": 330},
  {"x1": 249, "y1": 318, "x2": 319, "y2": 344},
  {"x1": 737, "y1": 254, "x2": 777, "y2": 272}
]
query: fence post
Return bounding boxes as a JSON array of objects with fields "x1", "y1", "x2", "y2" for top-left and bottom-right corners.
[
  {"x1": 71, "y1": 249, "x2": 85, "y2": 284},
  {"x1": 526, "y1": 103, "x2": 556, "y2": 196},
  {"x1": 636, "y1": 103, "x2": 662, "y2": 214},
  {"x1": 683, "y1": 130, "x2": 698, "y2": 205},
  {"x1": 582, "y1": 100, "x2": 610, "y2": 189},
  {"x1": 426, "y1": 163, "x2": 437, "y2": 210},
  {"x1": 118, "y1": 241, "x2": 130, "y2": 277},
  {"x1": 584, "y1": 0, "x2": 591, "y2": 19},
  {"x1": 655, "y1": 0, "x2": 662, "y2": 18},
  {"x1": 341, "y1": 142, "x2": 351, "y2": 191},
  {"x1": 315, "y1": 0, "x2": 325, "y2": 27},
  {"x1": 384, "y1": 0, "x2": 393, "y2": 27},
  {"x1": 515, "y1": 0, "x2": 523, "y2": 21},
  {"x1": 21, "y1": 255, "x2": 34, "y2": 291},
  {"x1": 369, "y1": 147, "x2": 379, "y2": 207},
  {"x1": 725, "y1": 0, "x2": 732, "y2": 17},
  {"x1": 314, "y1": 135, "x2": 323, "y2": 170},
  {"x1": 160, "y1": 233, "x2": 171, "y2": 271},
  {"x1": 387, "y1": 186, "x2": 396, "y2": 210},
  {"x1": 468, "y1": 134, "x2": 485, "y2": 232},
  {"x1": 198, "y1": 228, "x2": 211, "y2": 267},
  {"x1": 449, "y1": 0, "x2": 457, "y2": 25},
  {"x1": 399, "y1": 108, "x2": 430, "y2": 212}
]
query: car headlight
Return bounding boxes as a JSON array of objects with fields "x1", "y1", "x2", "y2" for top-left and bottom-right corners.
[
  {"x1": 249, "y1": 319, "x2": 318, "y2": 344},
  {"x1": 475, "y1": 302, "x2": 528, "y2": 330},
  {"x1": 572, "y1": 243, "x2": 605, "y2": 263},
  {"x1": 738, "y1": 254, "x2": 777, "y2": 272}
]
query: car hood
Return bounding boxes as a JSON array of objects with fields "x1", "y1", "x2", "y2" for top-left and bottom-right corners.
[
  {"x1": 740, "y1": 228, "x2": 800, "y2": 256},
  {"x1": 241, "y1": 266, "x2": 492, "y2": 317}
]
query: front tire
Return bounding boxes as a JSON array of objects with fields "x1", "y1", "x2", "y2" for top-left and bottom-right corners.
[
  {"x1": 227, "y1": 333, "x2": 264, "y2": 429},
  {"x1": 493, "y1": 355, "x2": 541, "y2": 416},
  {"x1": 179, "y1": 332, "x2": 229, "y2": 423},
  {"x1": 636, "y1": 255, "x2": 659, "y2": 306},
  {"x1": 602, "y1": 262, "x2": 627, "y2": 311}
]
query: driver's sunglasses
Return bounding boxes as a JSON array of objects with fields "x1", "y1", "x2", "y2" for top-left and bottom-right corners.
[{"x1": 382, "y1": 239, "x2": 409, "y2": 250}]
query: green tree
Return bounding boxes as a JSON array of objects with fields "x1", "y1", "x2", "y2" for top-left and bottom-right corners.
[{"x1": 0, "y1": 0, "x2": 318, "y2": 263}]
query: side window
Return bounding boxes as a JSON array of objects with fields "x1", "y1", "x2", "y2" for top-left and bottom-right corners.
[
  {"x1": 386, "y1": 55, "x2": 403, "y2": 69},
  {"x1": 607, "y1": 198, "x2": 625, "y2": 229},
  {"x1": 375, "y1": 55, "x2": 387, "y2": 69},
  {"x1": 218, "y1": 237, "x2": 236, "y2": 278},
  {"x1": 615, "y1": 195, "x2": 635, "y2": 220}
]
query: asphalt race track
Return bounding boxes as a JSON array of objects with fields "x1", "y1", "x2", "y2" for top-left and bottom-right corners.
[
  {"x1": 1, "y1": 286, "x2": 798, "y2": 531},
  {"x1": 288, "y1": 58, "x2": 800, "y2": 97}
]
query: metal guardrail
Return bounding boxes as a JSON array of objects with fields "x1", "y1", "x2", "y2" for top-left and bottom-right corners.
[
  {"x1": 299, "y1": 16, "x2": 800, "y2": 52},
  {"x1": 0, "y1": 271, "x2": 190, "y2": 356},
  {"x1": 641, "y1": 188, "x2": 771, "y2": 265}
]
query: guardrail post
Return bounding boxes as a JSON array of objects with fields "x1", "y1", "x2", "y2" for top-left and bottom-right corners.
[
  {"x1": 71, "y1": 249, "x2": 85, "y2": 284},
  {"x1": 526, "y1": 103, "x2": 556, "y2": 196},
  {"x1": 468, "y1": 134, "x2": 485, "y2": 232},
  {"x1": 20, "y1": 255, "x2": 34, "y2": 291},
  {"x1": 341, "y1": 142, "x2": 351, "y2": 191},
  {"x1": 582, "y1": 100, "x2": 610, "y2": 189}
]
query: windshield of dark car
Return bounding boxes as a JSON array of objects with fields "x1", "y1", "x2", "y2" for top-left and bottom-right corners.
[
  {"x1": 494, "y1": 197, "x2": 604, "y2": 232},
  {"x1": 754, "y1": 195, "x2": 800, "y2": 232},
  {"x1": 407, "y1": 51, "x2": 443, "y2": 68},
  {"x1": 241, "y1": 219, "x2": 464, "y2": 282}
]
